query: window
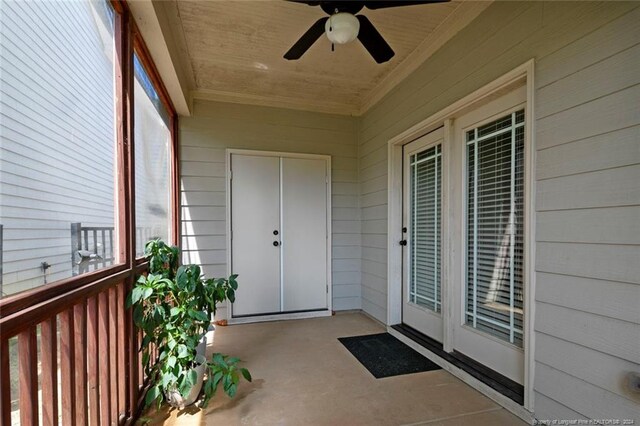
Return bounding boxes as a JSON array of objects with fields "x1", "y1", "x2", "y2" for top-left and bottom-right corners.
[
  {"x1": 133, "y1": 53, "x2": 172, "y2": 256},
  {"x1": 409, "y1": 144, "x2": 442, "y2": 312},
  {"x1": 465, "y1": 110, "x2": 525, "y2": 347},
  {"x1": 0, "y1": 0, "x2": 117, "y2": 295}
]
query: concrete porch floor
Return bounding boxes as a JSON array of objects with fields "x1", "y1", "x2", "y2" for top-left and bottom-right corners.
[{"x1": 144, "y1": 313, "x2": 526, "y2": 425}]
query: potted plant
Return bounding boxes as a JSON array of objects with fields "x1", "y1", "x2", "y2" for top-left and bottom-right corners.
[{"x1": 127, "y1": 239, "x2": 251, "y2": 409}]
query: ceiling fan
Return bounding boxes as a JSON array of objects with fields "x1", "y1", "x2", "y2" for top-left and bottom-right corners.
[{"x1": 284, "y1": 1, "x2": 449, "y2": 64}]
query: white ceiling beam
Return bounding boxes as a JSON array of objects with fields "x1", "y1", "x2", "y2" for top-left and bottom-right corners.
[{"x1": 127, "y1": 0, "x2": 193, "y2": 116}]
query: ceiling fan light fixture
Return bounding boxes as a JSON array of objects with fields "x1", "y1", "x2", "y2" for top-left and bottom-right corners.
[{"x1": 325, "y1": 12, "x2": 359, "y2": 45}]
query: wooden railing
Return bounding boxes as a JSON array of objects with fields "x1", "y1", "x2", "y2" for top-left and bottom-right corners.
[
  {"x1": 71, "y1": 223, "x2": 157, "y2": 277},
  {"x1": 0, "y1": 264, "x2": 147, "y2": 425}
]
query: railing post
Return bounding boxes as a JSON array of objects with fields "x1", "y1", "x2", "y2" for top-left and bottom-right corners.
[{"x1": 71, "y1": 223, "x2": 81, "y2": 275}]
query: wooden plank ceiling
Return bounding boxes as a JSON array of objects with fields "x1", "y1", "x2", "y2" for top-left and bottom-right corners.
[{"x1": 162, "y1": 0, "x2": 486, "y2": 115}]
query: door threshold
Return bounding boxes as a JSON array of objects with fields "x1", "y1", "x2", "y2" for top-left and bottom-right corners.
[
  {"x1": 389, "y1": 324, "x2": 532, "y2": 423},
  {"x1": 228, "y1": 309, "x2": 331, "y2": 325}
]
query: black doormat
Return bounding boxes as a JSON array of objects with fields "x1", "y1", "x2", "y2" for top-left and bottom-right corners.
[{"x1": 338, "y1": 333, "x2": 441, "y2": 378}]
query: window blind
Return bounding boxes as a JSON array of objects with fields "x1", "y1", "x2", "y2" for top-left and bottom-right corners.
[
  {"x1": 409, "y1": 144, "x2": 441, "y2": 313},
  {"x1": 466, "y1": 110, "x2": 524, "y2": 347}
]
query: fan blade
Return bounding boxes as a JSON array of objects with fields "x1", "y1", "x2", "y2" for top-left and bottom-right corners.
[
  {"x1": 364, "y1": 0, "x2": 449, "y2": 10},
  {"x1": 284, "y1": 17, "x2": 328, "y2": 60},
  {"x1": 356, "y1": 15, "x2": 394, "y2": 63}
]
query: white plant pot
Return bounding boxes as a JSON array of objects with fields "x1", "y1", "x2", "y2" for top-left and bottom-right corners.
[
  {"x1": 196, "y1": 332, "x2": 207, "y2": 357},
  {"x1": 165, "y1": 362, "x2": 206, "y2": 409},
  {"x1": 165, "y1": 331, "x2": 210, "y2": 408}
]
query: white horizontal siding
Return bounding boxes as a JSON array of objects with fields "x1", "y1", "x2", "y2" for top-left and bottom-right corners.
[
  {"x1": 356, "y1": 0, "x2": 640, "y2": 419},
  {"x1": 535, "y1": 363, "x2": 640, "y2": 421},
  {"x1": 180, "y1": 100, "x2": 360, "y2": 311},
  {"x1": 0, "y1": 0, "x2": 116, "y2": 295}
]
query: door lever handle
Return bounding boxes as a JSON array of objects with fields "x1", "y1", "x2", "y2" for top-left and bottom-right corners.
[{"x1": 399, "y1": 240, "x2": 407, "y2": 246}]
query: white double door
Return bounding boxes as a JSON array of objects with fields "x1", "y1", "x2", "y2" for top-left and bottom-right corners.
[
  {"x1": 230, "y1": 152, "x2": 329, "y2": 317},
  {"x1": 402, "y1": 88, "x2": 526, "y2": 385}
]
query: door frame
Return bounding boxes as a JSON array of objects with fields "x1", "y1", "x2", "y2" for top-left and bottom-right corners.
[
  {"x1": 385, "y1": 60, "x2": 536, "y2": 415},
  {"x1": 225, "y1": 149, "x2": 333, "y2": 323}
]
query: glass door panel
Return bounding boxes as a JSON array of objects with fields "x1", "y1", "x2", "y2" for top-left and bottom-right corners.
[
  {"x1": 465, "y1": 110, "x2": 525, "y2": 347},
  {"x1": 402, "y1": 128, "x2": 444, "y2": 342}
]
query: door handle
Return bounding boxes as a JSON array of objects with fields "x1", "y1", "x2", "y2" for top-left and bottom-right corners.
[
  {"x1": 273, "y1": 241, "x2": 280, "y2": 247},
  {"x1": 399, "y1": 240, "x2": 407, "y2": 246}
]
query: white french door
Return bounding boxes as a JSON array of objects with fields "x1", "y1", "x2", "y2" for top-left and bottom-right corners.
[
  {"x1": 451, "y1": 94, "x2": 526, "y2": 385},
  {"x1": 230, "y1": 152, "x2": 330, "y2": 318},
  {"x1": 401, "y1": 86, "x2": 527, "y2": 385},
  {"x1": 402, "y1": 128, "x2": 444, "y2": 342}
]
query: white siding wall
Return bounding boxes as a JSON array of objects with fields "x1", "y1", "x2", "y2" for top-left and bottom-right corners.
[
  {"x1": 0, "y1": 0, "x2": 115, "y2": 294},
  {"x1": 180, "y1": 100, "x2": 361, "y2": 316},
  {"x1": 357, "y1": 1, "x2": 640, "y2": 420}
]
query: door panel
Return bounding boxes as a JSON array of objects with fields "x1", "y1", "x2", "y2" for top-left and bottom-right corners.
[
  {"x1": 452, "y1": 99, "x2": 526, "y2": 384},
  {"x1": 402, "y1": 128, "x2": 444, "y2": 342},
  {"x1": 282, "y1": 157, "x2": 328, "y2": 311},
  {"x1": 231, "y1": 154, "x2": 281, "y2": 316}
]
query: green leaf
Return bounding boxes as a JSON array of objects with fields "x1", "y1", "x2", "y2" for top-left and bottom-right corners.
[
  {"x1": 153, "y1": 305, "x2": 164, "y2": 322},
  {"x1": 130, "y1": 286, "x2": 145, "y2": 305},
  {"x1": 125, "y1": 291, "x2": 134, "y2": 308},
  {"x1": 211, "y1": 371, "x2": 223, "y2": 388},
  {"x1": 133, "y1": 305, "x2": 143, "y2": 327},
  {"x1": 145, "y1": 385, "x2": 160, "y2": 407},
  {"x1": 226, "y1": 383, "x2": 237, "y2": 398},
  {"x1": 142, "y1": 286, "x2": 153, "y2": 300},
  {"x1": 167, "y1": 355, "x2": 177, "y2": 369},
  {"x1": 141, "y1": 334, "x2": 153, "y2": 349},
  {"x1": 167, "y1": 338, "x2": 177, "y2": 350},
  {"x1": 212, "y1": 353, "x2": 226, "y2": 367},
  {"x1": 142, "y1": 351, "x2": 150, "y2": 367},
  {"x1": 189, "y1": 369, "x2": 198, "y2": 388},
  {"x1": 177, "y1": 344, "x2": 189, "y2": 359},
  {"x1": 191, "y1": 310, "x2": 209, "y2": 322},
  {"x1": 170, "y1": 307, "x2": 181, "y2": 317},
  {"x1": 240, "y1": 368, "x2": 252, "y2": 382}
]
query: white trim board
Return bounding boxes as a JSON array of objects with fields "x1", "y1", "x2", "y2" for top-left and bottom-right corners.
[
  {"x1": 225, "y1": 149, "x2": 333, "y2": 322},
  {"x1": 386, "y1": 60, "x2": 536, "y2": 412},
  {"x1": 388, "y1": 327, "x2": 534, "y2": 424},
  {"x1": 228, "y1": 309, "x2": 332, "y2": 325}
]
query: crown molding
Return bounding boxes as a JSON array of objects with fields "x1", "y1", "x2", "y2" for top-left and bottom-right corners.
[
  {"x1": 357, "y1": 1, "x2": 493, "y2": 115},
  {"x1": 191, "y1": 89, "x2": 360, "y2": 116}
]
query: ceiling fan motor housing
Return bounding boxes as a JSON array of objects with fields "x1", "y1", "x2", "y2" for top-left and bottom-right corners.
[{"x1": 325, "y1": 12, "x2": 360, "y2": 44}]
